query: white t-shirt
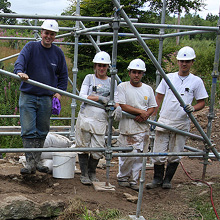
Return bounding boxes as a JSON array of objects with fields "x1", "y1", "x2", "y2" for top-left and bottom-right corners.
[
  {"x1": 80, "y1": 74, "x2": 118, "y2": 102},
  {"x1": 79, "y1": 74, "x2": 118, "y2": 118},
  {"x1": 77, "y1": 74, "x2": 118, "y2": 134},
  {"x1": 156, "y1": 72, "x2": 208, "y2": 128},
  {"x1": 117, "y1": 81, "x2": 157, "y2": 135}
]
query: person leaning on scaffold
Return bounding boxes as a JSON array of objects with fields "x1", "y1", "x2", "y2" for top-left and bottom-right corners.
[
  {"x1": 146, "y1": 46, "x2": 208, "y2": 190},
  {"x1": 75, "y1": 51, "x2": 122, "y2": 185},
  {"x1": 116, "y1": 59, "x2": 157, "y2": 191},
  {"x1": 14, "y1": 20, "x2": 68, "y2": 175}
]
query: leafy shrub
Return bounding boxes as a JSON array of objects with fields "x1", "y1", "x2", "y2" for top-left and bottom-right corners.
[{"x1": 162, "y1": 38, "x2": 218, "y2": 106}]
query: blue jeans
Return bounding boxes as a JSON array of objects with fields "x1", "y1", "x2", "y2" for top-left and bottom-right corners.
[{"x1": 19, "y1": 92, "x2": 52, "y2": 139}]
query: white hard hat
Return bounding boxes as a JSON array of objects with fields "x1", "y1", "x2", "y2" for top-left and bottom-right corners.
[
  {"x1": 176, "y1": 46, "x2": 196, "y2": 60},
  {"x1": 93, "y1": 51, "x2": 111, "y2": 64},
  {"x1": 41, "y1": 19, "x2": 59, "y2": 32},
  {"x1": 127, "y1": 59, "x2": 146, "y2": 72}
]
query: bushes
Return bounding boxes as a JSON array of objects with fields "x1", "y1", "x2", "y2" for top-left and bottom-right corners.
[
  {"x1": 161, "y1": 38, "x2": 218, "y2": 105},
  {"x1": 0, "y1": 63, "x2": 22, "y2": 149}
]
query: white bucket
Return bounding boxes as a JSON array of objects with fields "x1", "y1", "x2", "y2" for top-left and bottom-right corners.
[{"x1": 52, "y1": 152, "x2": 76, "y2": 179}]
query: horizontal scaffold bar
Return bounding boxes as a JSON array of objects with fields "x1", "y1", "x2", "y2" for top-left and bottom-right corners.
[
  {"x1": 0, "y1": 147, "x2": 133, "y2": 153},
  {"x1": 112, "y1": 152, "x2": 206, "y2": 157},
  {"x1": 0, "y1": 68, "x2": 205, "y2": 142},
  {"x1": 0, "y1": 13, "x2": 138, "y2": 22}
]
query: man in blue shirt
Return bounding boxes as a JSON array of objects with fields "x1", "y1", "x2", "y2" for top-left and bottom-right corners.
[{"x1": 14, "y1": 19, "x2": 68, "y2": 175}]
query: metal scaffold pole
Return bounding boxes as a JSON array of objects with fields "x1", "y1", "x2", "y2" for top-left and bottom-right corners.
[
  {"x1": 203, "y1": 16, "x2": 220, "y2": 180},
  {"x1": 105, "y1": 2, "x2": 120, "y2": 187},
  {"x1": 70, "y1": 0, "x2": 81, "y2": 139},
  {"x1": 156, "y1": 0, "x2": 166, "y2": 87},
  {"x1": 112, "y1": 0, "x2": 220, "y2": 162}
]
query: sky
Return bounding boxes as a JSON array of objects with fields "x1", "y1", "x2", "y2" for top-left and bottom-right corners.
[
  {"x1": 8, "y1": 0, "x2": 71, "y2": 16},
  {"x1": 8, "y1": 0, "x2": 220, "y2": 19},
  {"x1": 192, "y1": 0, "x2": 220, "y2": 18}
]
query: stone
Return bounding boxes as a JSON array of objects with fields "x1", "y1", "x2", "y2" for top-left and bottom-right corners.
[
  {"x1": 0, "y1": 195, "x2": 65, "y2": 220},
  {"x1": 123, "y1": 193, "x2": 138, "y2": 203}
]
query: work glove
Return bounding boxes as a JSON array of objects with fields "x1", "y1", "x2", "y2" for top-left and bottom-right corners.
[
  {"x1": 52, "y1": 97, "x2": 61, "y2": 115},
  {"x1": 112, "y1": 106, "x2": 122, "y2": 121},
  {"x1": 149, "y1": 116, "x2": 157, "y2": 131},
  {"x1": 98, "y1": 96, "x2": 110, "y2": 106},
  {"x1": 183, "y1": 104, "x2": 195, "y2": 113}
]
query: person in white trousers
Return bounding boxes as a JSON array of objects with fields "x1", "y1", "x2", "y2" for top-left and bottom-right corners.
[
  {"x1": 75, "y1": 51, "x2": 121, "y2": 185},
  {"x1": 146, "y1": 46, "x2": 208, "y2": 189},
  {"x1": 117, "y1": 59, "x2": 157, "y2": 191}
]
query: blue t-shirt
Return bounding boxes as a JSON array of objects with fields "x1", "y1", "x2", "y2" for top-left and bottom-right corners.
[{"x1": 14, "y1": 41, "x2": 68, "y2": 96}]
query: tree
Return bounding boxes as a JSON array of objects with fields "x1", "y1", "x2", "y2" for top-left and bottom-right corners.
[
  {"x1": 67, "y1": 0, "x2": 147, "y2": 18},
  {"x1": 147, "y1": 0, "x2": 205, "y2": 45},
  {"x1": 147, "y1": 0, "x2": 205, "y2": 14},
  {"x1": 206, "y1": 13, "x2": 219, "y2": 23},
  {"x1": 0, "y1": 0, "x2": 16, "y2": 24},
  {"x1": 63, "y1": 0, "x2": 160, "y2": 83}
]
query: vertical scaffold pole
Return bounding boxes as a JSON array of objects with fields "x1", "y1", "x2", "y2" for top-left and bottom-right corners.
[
  {"x1": 105, "y1": 1, "x2": 120, "y2": 186},
  {"x1": 70, "y1": 0, "x2": 81, "y2": 139},
  {"x1": 156, "y1": 0, "x2": 166, "y2": 88},
  {"x1": 203, "y1": 15, "x2": 220, "y2": 179}
]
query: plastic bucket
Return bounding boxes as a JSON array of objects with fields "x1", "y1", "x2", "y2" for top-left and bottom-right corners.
[{"x1": 52, "y1": 152, "x2": 76, "y2": 179}]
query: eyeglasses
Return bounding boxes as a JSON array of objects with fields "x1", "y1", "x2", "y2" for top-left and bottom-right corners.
[{"x1": 97, "y1": 64, "x2": 108, "y2": 68}]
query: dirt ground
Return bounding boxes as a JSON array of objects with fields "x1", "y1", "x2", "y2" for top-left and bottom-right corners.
[{"x1": 0, "y1": 106, "x2": 220, "y2": 220}]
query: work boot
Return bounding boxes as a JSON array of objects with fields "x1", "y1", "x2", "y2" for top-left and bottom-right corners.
[
  {"x1": 78, "y1": 154, "x2": 92, "y2": 185},
  {"x1": 88, "y1": 156, "x2": 99, "y2": 182},
  {"x1": 36, "y1": 164, "x2": 50, "y2": 173},
  {"x1": 146, "y1": 164, "x2": 164, "y2": 189},
  {"x1": 118, "y1": 181, "x2": 130, "y2": 187},
  {"x1": 34, "y1": 139, "x2": 50, "y2": 173},
  {"x1": 20, "y1": 154, "x2": 36, "y2": 175},
  {"x1": 162, "y1": 162, "x2": 179, "y2": 189},
  {"x1": 130, "y1": 183, "x2": 139, "y2": 191},
  {"x1": 20, "y1": 139, "x2": 36, "y2": 175}
]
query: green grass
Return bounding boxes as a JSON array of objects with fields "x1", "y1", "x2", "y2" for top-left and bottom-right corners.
[
  {"x1": 55, "y1": 198, "x2": 127, "y2": 220},
  {"x1": 186, "y1": 182, "x2": 220, "y2": 220},
  {"x1": 189, "y1": 189, "x2": 220, "y2": 220}
]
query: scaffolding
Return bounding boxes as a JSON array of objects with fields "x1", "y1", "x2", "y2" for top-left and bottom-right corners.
[{"x1": 0, "y1": 0, "x2": 220, "y2": 219}]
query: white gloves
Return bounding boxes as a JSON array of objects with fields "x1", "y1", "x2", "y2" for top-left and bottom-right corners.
[
  {"x1": 112, "y1": 106, "x2": 122, "y2": 121},
  {"x1": 149, "y1": 115, "x2": 157, "y2": 131},
  {"x1": 98, "y1": 96, "x2": 110, "y2": 105},
  {"x1": 184, "y1": 104, "x2": 195, "y2": 113}
]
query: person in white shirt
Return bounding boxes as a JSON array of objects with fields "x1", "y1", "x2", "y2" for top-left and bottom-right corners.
[
  {"x1": 117, "y1": 59, "x2": 157, "y2": 191},
  {"x1": 146, "y1": 46, "x2": 208, "y2": 189},
  {"x1": 75, "y1": 51, "x2": 121, "y2": 185}
]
